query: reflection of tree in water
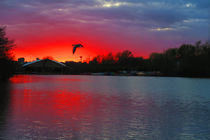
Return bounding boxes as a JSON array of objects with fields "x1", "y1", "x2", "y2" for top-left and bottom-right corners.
[{"x1": 0, "y1": 81, "x2": 11, "y2": 135}]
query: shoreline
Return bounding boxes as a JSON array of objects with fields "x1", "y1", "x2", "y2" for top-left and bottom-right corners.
[{"x1": 13, "y1": 72, "x2": 210, "y2": 79}]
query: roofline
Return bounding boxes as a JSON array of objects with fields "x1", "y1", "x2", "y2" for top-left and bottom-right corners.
[{"x1": 22, "y1": 59, "x2": 66, "y2": 67}]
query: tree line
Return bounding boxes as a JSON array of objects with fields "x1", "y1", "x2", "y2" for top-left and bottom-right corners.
[
  {"x1": 67, "y1": 41, "x2": 210, "y2": 77},
  {"x1": 149, "y1": 41, "x2": 210, "y2": 77},
  {"x1": 1, "y1": 26, "x2": 210, "y2": 77}
]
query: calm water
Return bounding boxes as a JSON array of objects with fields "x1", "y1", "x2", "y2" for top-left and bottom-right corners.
[{"x1": 0, "y1": 75, "x2": 210, "y2": 139}]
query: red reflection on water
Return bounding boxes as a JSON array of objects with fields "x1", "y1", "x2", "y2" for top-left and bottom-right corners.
[
  {"x1": 10, "y1": 75, "x2": 34, "y2": 83},
  {"x1": 53, "y1": 92, "x2": 93, "y2": 118},
  {"x1": 10, "y1": 75, "x2": 82, "y2": 84},
  {"x1": 56, "y1": 78, "x2": 82, "y2": 82},
  {"x1": 10, "y1": 75, "x2": 97, "y2": 120},
  {"x1": 23, "y1": 89, "x2": 32, "y2": 107},
  {"x1": 9, "y1": 75, "x2": 132, "y2": 138}
]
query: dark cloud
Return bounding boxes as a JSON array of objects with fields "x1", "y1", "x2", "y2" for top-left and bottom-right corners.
[
  {"x1": 142, "y1": 8, "x2": 187, "y2": 26},
  {"x1": 190, "y1": 0, "x2": 210, "y2": 9},
  {"x1": 0, "y1": 0, "x2": 209, "y2": 46},
  {"x1": 0, "y1": 0, "x2": 207, "y2": 26}
]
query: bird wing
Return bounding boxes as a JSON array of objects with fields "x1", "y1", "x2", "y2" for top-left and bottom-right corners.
[
  {"x1": 72, "y1": 44, "x2": 84, "y2": 54},
  {"x1": 72, "y1": 44, "x2": 78, "y2": 46},
  {"x1": 73, "y1": 46, "x2": 77, "y2": 54}
]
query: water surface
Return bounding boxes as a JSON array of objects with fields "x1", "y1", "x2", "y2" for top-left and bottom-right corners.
[{"x1": 0, "y1": 75, "x2": 210, "y2": 139}]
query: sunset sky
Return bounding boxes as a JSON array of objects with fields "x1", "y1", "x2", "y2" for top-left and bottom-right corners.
[{"x1": 0, "y1": 0, "x2": 209, "y2": 62}]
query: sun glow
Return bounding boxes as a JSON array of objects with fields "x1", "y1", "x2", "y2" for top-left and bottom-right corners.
[
  {"x1": 97, "y1": 0, "x2": 128, "y2": 8},
  {"x1": 151, "y1": 27, "x2": 175, "y2": 31}
]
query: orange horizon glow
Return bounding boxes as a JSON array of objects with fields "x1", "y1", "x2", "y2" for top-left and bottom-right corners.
[
  {"x1": 12, "y1": 36, "x2": 151, "y2": 62},
  {"x1": 7, "y1": 25, "x2": 156, "y2": 62},
  {"x1": 13, "y1": 47, "x2": 150, "y2": 62}
]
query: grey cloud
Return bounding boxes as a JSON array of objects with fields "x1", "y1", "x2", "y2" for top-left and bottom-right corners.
[{"x1": 0, "y1": 0, "x2": 209, "y2": 42}]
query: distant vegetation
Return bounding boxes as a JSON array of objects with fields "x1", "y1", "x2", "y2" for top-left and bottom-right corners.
[
  {"x1": 1, "y1": 26, "x2": 210, "y2": 77},
  {"x1": 149, "y1": 41, "x2": 210, "y2": 77},
  {"x1": 66, "y1": 41, "x2": 210, "y2": 77},
  {"x1": 0, "y1": 26, "x2": 15, "y2": 81}
]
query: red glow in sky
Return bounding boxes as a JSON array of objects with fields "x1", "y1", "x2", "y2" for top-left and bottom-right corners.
[
  {"x1": 10, "y1": 27, "x2": 152, "y2": 62},
  {"x1": 2, "y1": 0, "x2": 208, "y2": 62}
]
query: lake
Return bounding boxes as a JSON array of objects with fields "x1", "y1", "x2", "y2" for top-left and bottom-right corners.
[{"x1": 0, "y1": 75, "x2": 210, "y2": 139}]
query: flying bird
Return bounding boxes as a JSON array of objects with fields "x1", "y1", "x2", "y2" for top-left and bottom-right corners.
[{"x1": 72, "y1": 44, "x2": 84, "y2": 54}]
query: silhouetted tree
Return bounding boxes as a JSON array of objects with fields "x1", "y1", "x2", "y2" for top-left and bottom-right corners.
[
  {"x1": 102, "y1": 53, "x2": 115, "y2": 64},
  {"x1": 87, "y1": 50, "x2": 147, "y2": 72},
  {"x1": 0, "y1": 26, "x2": 15, "y2": 81},
  {"x1": 150, "y1": 53, "x2": 163, "y2": 71},
  {"x1": 149, "y1": 41, "x2": 210, "y2": 77},
  {"x1": 116, "y1": 50, "x2": 133, "y2": 64}
]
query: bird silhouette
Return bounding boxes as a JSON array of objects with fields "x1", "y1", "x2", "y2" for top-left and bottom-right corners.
[{"x1": 72, "y1": 44, "x2": 84, "y2": 54}]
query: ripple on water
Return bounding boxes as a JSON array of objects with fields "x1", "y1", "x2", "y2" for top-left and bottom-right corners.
[{"x1": 0, "y1": 75, "x2": 209, "y2": 139}]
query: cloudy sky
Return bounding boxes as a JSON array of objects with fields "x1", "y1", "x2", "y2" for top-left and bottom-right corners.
[{"x1": 0, "y1": 0, "x2": 209, "y2": 61}]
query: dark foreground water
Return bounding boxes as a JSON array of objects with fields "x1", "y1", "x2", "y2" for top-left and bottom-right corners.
[{"x1": 0, "y1": 75, "x2": 210, "y2": 140}]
